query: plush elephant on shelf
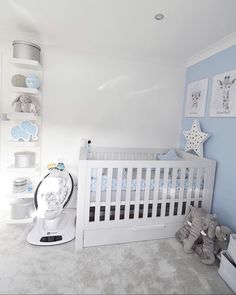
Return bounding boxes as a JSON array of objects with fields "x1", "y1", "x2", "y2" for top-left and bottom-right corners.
[
  {"x1": 176, "y1": 205, "x2": 218, "y2": 264},
  {"x1": 11, "y1": 95, "x2": 39, "y2": 115}
]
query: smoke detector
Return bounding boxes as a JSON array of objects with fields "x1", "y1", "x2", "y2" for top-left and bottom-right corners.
[{"x1": 155, "y1": 13, "x2": 165, "y2": 21}]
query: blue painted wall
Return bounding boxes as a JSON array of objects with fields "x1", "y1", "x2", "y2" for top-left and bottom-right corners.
[{"x1": 180, "y1": 45, "x2": 236, "y2": 232}]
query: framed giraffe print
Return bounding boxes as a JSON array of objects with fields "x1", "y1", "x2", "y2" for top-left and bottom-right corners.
[
  {"x1": 210, "y1": 69, "x2": 236, "y2": 117},
  {"x1": 184, "y1": 78, "x2": 208, "y2": 117}
]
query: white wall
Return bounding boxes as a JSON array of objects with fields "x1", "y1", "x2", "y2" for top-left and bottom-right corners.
[
  {"x1": 0, "y1": 37, "x2": 185, "y2": 210},
  {"x1": 42, "y1": 47, "x2": 185, "y2": 177}
]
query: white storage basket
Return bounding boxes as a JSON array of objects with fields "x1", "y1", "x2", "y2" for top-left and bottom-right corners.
[
  {"x1": 227, "y1": 234, "x2": 236, "y2": 264},
  {"x1": 218, "y1": 251, "x2": 236, "y2": 293},
  {"x1": 10, "y1": 199, "x2": 34, "y2": 220},
  {"x1": 13, "y1": 40, "x2": 41, "y2": 62},
  {"x1": 14, "y1": 151, "x2": 35, "y2": 168}
]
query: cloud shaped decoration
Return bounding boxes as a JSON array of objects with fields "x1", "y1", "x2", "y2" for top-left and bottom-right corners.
[{"x1": 11, "y1": 120, "x2": 39, "y2": 142}]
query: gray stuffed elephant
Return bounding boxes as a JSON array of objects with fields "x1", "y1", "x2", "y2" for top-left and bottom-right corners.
[
  {"x1": 175, "y1": 210, "x2": 192, "y2": 243},
  {"x1": 184, "y1": 207, "x2": 217, "y2": 254},
  {"x1": 194, "y1": 215, "x2": 218, "y2": 265},
  {"x1": 176, "y1": 206, "x2": 217, "y2": 253},
  {"x1": 176, "y1": 206, "x2": 218, "y2": 265}
]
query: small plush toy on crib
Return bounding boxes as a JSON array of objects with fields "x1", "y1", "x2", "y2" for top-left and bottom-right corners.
[{"x1": 86, "y1": 140, "x2": 92, "y2": 159}]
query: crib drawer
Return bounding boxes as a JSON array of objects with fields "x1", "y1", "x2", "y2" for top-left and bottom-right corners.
[{"x1": 83, "y1": 221, "x2": 183, "y2": 247}]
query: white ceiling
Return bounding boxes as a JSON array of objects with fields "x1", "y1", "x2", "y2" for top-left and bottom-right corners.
[{"x1": 0, "y1": 0, "x2": 236, "y2": 61}]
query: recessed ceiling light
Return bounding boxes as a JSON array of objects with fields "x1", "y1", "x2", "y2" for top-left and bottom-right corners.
[{"x1": 155, "y1": 13, "x2": 165, "y2": 21}]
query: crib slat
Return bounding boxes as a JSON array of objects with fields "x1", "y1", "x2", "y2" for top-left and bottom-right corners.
[
  {"x1": 201, "y1": 168, "x2": 207, "y2": 202},
  {"x1": 143, "y1": 168, "x2": 152, "y2": 218},
  {"x1": 177, "y1": 168, "x2": 186, "y2": 216},
  {"x1": 124, "y1": 168, "x2": 132, "y2": 220},
  {"x1": 160, "y1": 168, "x2": 169, "y2": 217},
  {"x1": 114, "y1": 168, "x2": 123, "y2": 221},
  {"x1": 95, "y1": 168, "x2": 103, "y2": 222},
  {"x1": 104, "y1": 168, "x2": 113, "y2": 221},
  {"x1": 194, "y1": 168, "x2": 202, "y2": 207},
  {"x1": 186, "y1": 167, "x2": 194, "y2": 210},
  {"x1": 152, "y1": 168, "x2": 160, "y2": 218},
  {"x1": 134, "y1": 167, "x2": 142, "y2": 219},
  {"x1": 169, "y1": 167, "x2": 177, "y2": 216},
  {"x1": 86, "y1": 168, "x2": 93, "y2": 223}
]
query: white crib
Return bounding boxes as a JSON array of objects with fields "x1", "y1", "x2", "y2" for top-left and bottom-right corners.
[{"x1": 75, "y1": 147, "x2": 216, "y2": 249}]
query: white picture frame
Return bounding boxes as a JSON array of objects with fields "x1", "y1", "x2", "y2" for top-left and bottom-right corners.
[
  {"x1": 184, "y1": 78, "x2": 208, "y2": 117},
  {"x1": 209, "y1": 69, "x2": 236, "y2": 117}
]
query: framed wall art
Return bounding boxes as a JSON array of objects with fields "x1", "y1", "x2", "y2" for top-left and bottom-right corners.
[
  {"x1": 209, "y1": 69, "x2": 236, "y2": 117},
  {"x1": 184, "y1": 78, "x2": 208, "y2": 117}
]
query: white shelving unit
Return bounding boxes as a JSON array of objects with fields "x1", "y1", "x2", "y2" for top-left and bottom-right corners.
[
  {"x1": 7, "y1": 164, "x2": 41, "y2": 173},
  {"x1": 10, "y1": 58, "x2": 42, "y2": 71},
  {"x1": 7, "y1": 217, "x2": 34, "y2": 224},
  {"x1": 12, "y1": 86, "x2": 41, "y2": 95},
  {"x1": 2, "y1": 57, "x2": 43, "y2": 225},
  {"x1": 4, "y1": 112, "x2": 40, "y2": 121},
  {"x1": 7, "y1": 192, "x2": 34, "y2": 199},
  {"x1": 8, "y1": 141, "x2": 40, "y2": 147}
]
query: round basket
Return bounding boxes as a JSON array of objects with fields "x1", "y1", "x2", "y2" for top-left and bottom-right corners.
[{"x1": 11, "y1": 74, "x2": 26, "y2": 87}]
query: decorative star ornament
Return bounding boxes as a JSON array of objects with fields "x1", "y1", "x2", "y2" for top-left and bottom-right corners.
[{"x1": 183, "y1": 120, "x2": 210, "y2": 157}]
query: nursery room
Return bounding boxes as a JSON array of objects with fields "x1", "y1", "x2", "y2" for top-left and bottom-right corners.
[{"x1": 0, "y1": 0, "x2": 236, "y2": 294}]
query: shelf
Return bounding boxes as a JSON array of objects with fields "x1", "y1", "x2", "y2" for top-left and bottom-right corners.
[
  {"x1": 7, "y1": 217, "x2": 34, "y2": 224},
  {"x1": 7, "y1": 164, "x2": 40, "y2": 174},
  {"x1": 4, "y1": 112, "x2": 40, "y2": 121},
  {"x1": 10, "y1": 58, "x2": 42, "y2": 71},
  {"x1": 7, "y1": 192, "x2": 34, "y2": 199},
  {"x1": 8, "y1": 141, "x2": 40, "y2": 147},
  {"x1": 12, "y1": 87, "x2": 41, "y2": 95}
]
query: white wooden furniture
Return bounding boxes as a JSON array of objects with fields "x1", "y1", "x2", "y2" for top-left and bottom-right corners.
[
  {"x1": 75, "y1": 147, "x2": 216, "y2": 249},
  {"x1": 1, "y1": 57, "x2": 42, "y2": 224}
]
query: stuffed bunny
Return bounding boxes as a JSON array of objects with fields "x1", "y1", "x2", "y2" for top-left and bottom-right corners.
[
  {"x1": 30, "y1": 103, "x2": 39, "y2": 115},
  {"x1": 214, "y1": 225, "x2": 232, "y2": 256},
  {"x1": 12, "y1": 95, "x2": 32, "y2": 113}
]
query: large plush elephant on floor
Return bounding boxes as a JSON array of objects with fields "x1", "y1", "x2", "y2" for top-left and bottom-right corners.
[{"x1": 176, "y1": 205, "x2": 218, "y2": 264}]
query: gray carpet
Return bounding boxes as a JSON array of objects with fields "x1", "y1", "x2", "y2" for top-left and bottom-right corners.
[{"x1": 0, "y1": 212, "x2": 233, "y2": 294}]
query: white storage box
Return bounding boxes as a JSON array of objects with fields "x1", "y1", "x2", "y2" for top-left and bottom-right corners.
[
  {"x1": 228, "y1": 234, "x2": 236, "y2": 264},
  {"x1": 218, "y1": 251, "x2": 236, "y2": 293},
  {"x1": 14, "y1": 151, "x2": 35, "y2": 168},
  {"x1": 10, "y1": 199, "x2": 34, "y2": 220},
  {"x1": 13, "y1": 40, "x2": 41, "y2": 62}
]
